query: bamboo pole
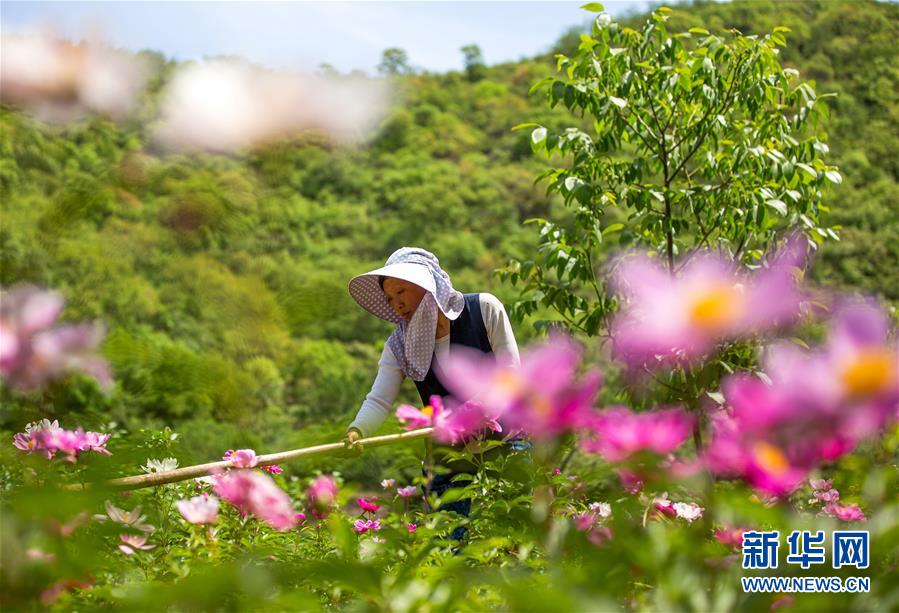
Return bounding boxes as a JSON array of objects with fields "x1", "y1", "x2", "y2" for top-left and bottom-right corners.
[{"x1": 67, "y1": 428, "x2": 434, "y2": 491}]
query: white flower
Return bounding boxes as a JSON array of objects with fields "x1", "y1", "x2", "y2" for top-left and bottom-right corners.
[
  {"x1": 673, "y1": 502, "x2": 704, "y2": 522},
  {"x1": 596, "y1": 13, "x2": 613, "y2": 28},
  {"x1": 588, "y1": 501, "x2": 612, "y2": 519},
  {"x1": 141, "y1": 458, "x2": 179, "y2": 473},
  {"x1": 25, "y1": 419, "x2": 61, "y2": 434}
]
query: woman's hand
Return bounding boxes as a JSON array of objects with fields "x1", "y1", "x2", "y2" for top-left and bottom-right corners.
[{"x1": 344, "y1": 428, "x2": 364, "y2": 453}]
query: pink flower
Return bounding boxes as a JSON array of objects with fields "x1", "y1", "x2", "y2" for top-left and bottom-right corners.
[
  {"x1": 357, "y1": 497, "x2": 380, "y2": 512},
  {"x1": 617, "y1": 469, "x2": 644, "y2": 494},
  {"x1": 814, "y1": 489, "x2": 840, "y2": 504},
  {"x1": 396, "y1": 395, "x2": 500, "y2": 444},
  {"x1": 673, "y1": 502, "x2": 704, "y2": 522},
  {"x1": 396, "y1": 403, "x2": 435, "y2": 429},
  {"x1": 439, "y1": 335, "x2": 602, "y2": 440},
  {"x1": 176, "y1": 495, "x2": 219, "y2": 525},
  {"x1": 714, "y1": 527, "x2": 747, "y2": 549},
  {"x1": 307, "y1": 475, "x2": 339, "y2": 518},
  {"x1": 353, "y1": 519, "x2": 382, "y2": 534},
  {"x1": 1, "y1": 285, "x2": 112, "y2": 391},
  {"x1": 381, "y1": 479, "x2": 395, "y2": 488},
  {"x1": 295, "y1": 512, "x2": 306, "y2": 524},
  {"x1": 214, "y1": 469, "x2": 297, "y2": 531},
  {"x1": 824, "y1": 502, "x2": 866, "y2": 522},
  {"x1": 82, "y1": 431, "x2": 111, "y2": 456},
  {"x1": 118, "y1": 533, "x2": 155, "y2": 555},
  {"x1": 397, "y1": 486, "x2": 417, "y2": 498},
  {"x1": 580, "y1": 407, "x2": 693, "y2": 462},
  {"x1": 809, "y1": 478, "x2": 832, "y2": 491},
  {"x1": 705, "y1": 301, "x2": 898, "y2": 497},
  {"x1": 573, "y1": 512, "x2": 599, "y2": 532},
  {"x1": 13, "y1": 420, "x2": 111, "y2": 462},
  {"x1": 407, "y1": 523, "x2": 417, "y2": 533},
  {"x1": 227, "y1": 448, "x2": 258, "y2": 469},
  {"x1": 609, "y1": 239, "x2": 806, "y2": 366},
  {"x1": 261, "y1": 464, "x2": 283, "y2": 475}
]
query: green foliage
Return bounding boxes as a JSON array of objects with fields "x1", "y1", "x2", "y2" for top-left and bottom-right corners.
[{"x1": 502, "y1": 7, "x2": 840, "y2": 337}]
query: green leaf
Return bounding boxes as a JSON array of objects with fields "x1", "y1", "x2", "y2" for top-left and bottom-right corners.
[
  {"x1": 580, "y1": 2, "x2": 605, "y2": 12},
  {"x1": 824, "y1": 170, "x2": 842, "y2": 184},
  {"x1": 765, "y1": 199, "x2": 788, "y2": 215},
  {"x1": 689, "y1": 27, "x2": 710, "y2": 35},
  {"x1": 603, "y1": 223, "x2": 625, "y2": 235},
  {"x1": 512, "y1": 122, "x2": 539, "y2": 131},
  {"x1": 608, "y1": 96, "x2": 627, "y2": 109}
]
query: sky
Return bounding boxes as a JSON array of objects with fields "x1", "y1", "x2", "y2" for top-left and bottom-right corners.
[{"x1": 2, "y1": 1, "x2": 656, "y2": 74}]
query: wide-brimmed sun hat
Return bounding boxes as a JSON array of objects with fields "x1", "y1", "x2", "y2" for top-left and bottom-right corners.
[
  {"x1": 348, "y1": 248, "x2": 464, "y2": 323},
  {"x1": 348, "y1": 247, "x2": 465, "y2": 381}
]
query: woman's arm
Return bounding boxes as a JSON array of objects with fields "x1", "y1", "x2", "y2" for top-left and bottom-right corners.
[
  {"x1": 347, "y1": 344, "x2": 404, "y2": 437},
  {"x1": 479, "y1": 293, "x2": 521, "y2": 367}
]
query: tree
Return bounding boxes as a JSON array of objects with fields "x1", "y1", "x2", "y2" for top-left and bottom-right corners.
[
  {"x1": 461, "y1": 44, "x2": 486, "y2": 81},
  {"x1": 377, "y1": 47, "x2": 412, "y2": 76},
  {"x1": 502, "y1": 6, "x2": 841, "y2": 337}
]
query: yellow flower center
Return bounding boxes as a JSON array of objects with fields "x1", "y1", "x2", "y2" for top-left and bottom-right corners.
[
  {"x1": 754, "y1": 442, "x2": 790, "y2": 476},
  {"x1": 420, "y1": 405, "x2": 433, "y2": 417},
  {"x1": 689, "y1": 285, "x2": 743, "y2": 333},
  {"x1": 841, "y1": 350, "x2": 896, "y2": 397},
  {"x1": 494, "y1": 370, "x2": 522, "y2": 393}
]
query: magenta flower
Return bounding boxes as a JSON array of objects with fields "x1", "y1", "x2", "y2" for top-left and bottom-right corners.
[
  {"x1": 14, "y1": 421, "x2": 112, "y2": 462},
  {"x1": 609, "y1": 240, "x2": 806, "y2": 366},
  {"x1": 353, "y1": 519, "x2": 382, "y2": 534},
  {"x1": 295, "y1": 512, "x2": 306, "y2": 524},
  {"x1": 396, "y1": 395, "x2": 505, "y2": 444},
  {"x1": 0, "y1": 285, "x2": 112, "y2": 391},
  {"x1": 439, "y1": 335, "x2": 602, "y2": 440},
  {"x1": 407, "y1": 523, "x2": 417, "y2": 533},
  {"x1": 396, "y1": 486, "x2": 417, "y2": 498},
  {"x1": 824, "y1": 502, "x2": 866, "y2": 522},
  {"x1": 261, "y1": 464, "x2": 283, "y2": 475},
  {"x1": 580, "y1": 407, "x2": 693, "y2": 462},
  {"x1": 652, "y1": 493, "x2": 677, "y2": 517},
  {"x1": 176, "y1": 495, "x2": 219, "y2": 525},
  {"x1": 357, "y1": 497, "x2": 380, "y2": 512},
  {"x1": 704, "y1": 301, "x2": 898, "y2": 497},
  {"x1": 714, "y1": 526, "x2": 747, "y2": 549},
  {"x1": 214, "y1": 469, "x2": 297, "y2": 531},
  {"x1": 118, "y1": 533, "x2": 155, "y2": 555},
  {"x1": 306, "y1": 475, "x2": 339, "y2": 518}
]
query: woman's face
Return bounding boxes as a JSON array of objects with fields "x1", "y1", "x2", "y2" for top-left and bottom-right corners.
[{"x1": 382, "y1": 277, "x2": 427, "y2": 321}]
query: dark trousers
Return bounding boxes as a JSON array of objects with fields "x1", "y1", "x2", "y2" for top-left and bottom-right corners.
[{"x1": 423, "y1": 470, "x2": 472, "y2": 541}]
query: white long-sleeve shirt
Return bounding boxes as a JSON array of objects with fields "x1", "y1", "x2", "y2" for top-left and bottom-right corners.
[{"x1": 348, "y1": 293, "x2": 520, "y2": 436}]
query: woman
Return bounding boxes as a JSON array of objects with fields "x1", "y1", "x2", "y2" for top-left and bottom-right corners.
[{"x1": 344, "y1": 247, "x2": 521, "y2": 536}]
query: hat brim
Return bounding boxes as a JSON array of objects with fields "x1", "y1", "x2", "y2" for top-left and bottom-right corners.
[{"x1": 348, "y1": 263, "x2": 439, "y2": 323}]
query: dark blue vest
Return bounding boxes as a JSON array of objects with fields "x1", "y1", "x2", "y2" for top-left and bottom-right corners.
[{"x1": 414, "y1": 293, "x2": 493, "y2": 405}]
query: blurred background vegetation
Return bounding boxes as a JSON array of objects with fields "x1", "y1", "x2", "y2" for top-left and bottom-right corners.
[{"x1": 1, "y1": 0, "x2": 896, "y2": 483}]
